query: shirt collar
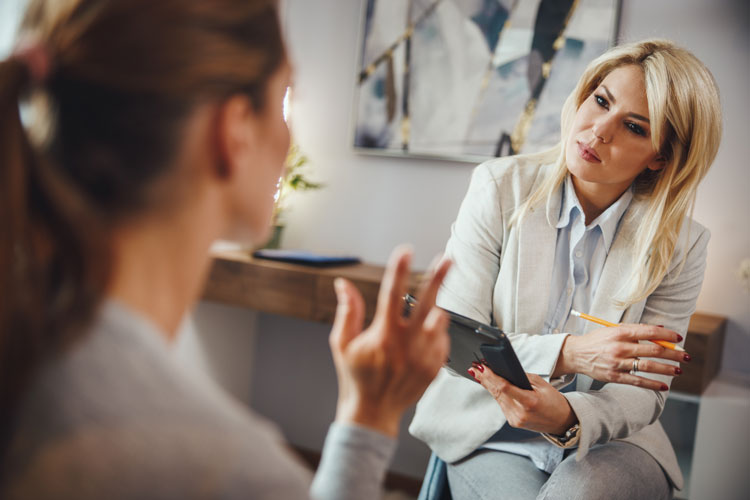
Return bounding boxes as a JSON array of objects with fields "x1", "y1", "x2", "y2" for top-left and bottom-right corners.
[{"x1": 556, "y1": 175, "x2": 633, "y2": 254}]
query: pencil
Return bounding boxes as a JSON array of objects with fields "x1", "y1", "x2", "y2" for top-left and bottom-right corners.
[{"x1": 570, "y1": 310, "x2": 685, "y2": 352}]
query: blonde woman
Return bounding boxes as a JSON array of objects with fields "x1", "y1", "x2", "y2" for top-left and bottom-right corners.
[
  {"x1": 410, "y1": 39, "x2": 722, "y2": 499},
  {"x1": 0, "y1": 1, "x2": 452, "y2": 498}
]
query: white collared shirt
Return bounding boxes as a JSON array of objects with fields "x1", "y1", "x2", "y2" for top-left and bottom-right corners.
[{"x1": 544, "y1": 174, "x2": 633, "y2": 336}]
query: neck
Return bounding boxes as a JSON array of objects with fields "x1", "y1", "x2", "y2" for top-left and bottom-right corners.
[
  {"x1": 570, "y1": 176, "x2": 629, "y2": 225},
  {"x1": 106, "y1": 198, "x2": 223, "y2": 341}
]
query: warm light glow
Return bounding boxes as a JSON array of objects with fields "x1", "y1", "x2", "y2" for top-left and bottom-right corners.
[
  {"x1": 273, "y1": 177, "x2": 282, "y2": 203},
  {"x1": 283, "y1": 86, "x2": 291, "y2": 123},
  {"x1": 276, "y1": 87, "x2": 290, "y2": 210}
]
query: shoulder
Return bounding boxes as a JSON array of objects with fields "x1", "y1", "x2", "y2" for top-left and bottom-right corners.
[
  {"x1": 5, "y1": 303, "x2": 312, "y2": 499},
  {"x1": 5, "y1": 417, "x2": 312, "y2": 500},
  {"x1": 475, "y1": 154, "x2": 551, "y2": 188},
  {"x1": 469, "y1": 154, "x2": 554, "y2": 206},
  {"x1": 671, "y1": 217, "x2": 710, "y2": 269}
]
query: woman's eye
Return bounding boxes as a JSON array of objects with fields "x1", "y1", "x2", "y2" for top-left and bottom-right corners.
[
  {"x1": 595, "y1": 95, "x2": 608, "y2": 109},
  {"x1": 626, "y1": 122, "x2": 647, "y2": 136}
]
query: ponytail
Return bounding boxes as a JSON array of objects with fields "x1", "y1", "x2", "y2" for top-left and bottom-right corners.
[
  {"x1": 0, "y1": 0, "x2": 285, "y2": 454},
  {"x1": 0, "y1": 54, "x2": 109, "y2": 438}
]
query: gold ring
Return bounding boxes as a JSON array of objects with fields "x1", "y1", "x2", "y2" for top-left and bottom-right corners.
[{"x1": 633, "y1": 358, "x2": 640, "y2": 373}]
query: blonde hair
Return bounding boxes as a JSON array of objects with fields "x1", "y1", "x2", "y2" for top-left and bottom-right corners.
[{"x1": 513, "y1": 39, "x2": 722, "y2": 306}]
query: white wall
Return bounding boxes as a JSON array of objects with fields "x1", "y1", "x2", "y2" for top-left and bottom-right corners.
[{"x1": 0, "y1": 0, "x2": 24, "y2": 50}]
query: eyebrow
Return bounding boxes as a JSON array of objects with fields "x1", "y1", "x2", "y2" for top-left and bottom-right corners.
[{"x1": 601, "y1": 85, "x2": 650, "y2": 123}]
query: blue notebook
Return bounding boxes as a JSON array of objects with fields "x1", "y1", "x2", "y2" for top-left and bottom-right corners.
[{"x1": 252, "y1": 249, "x2": 361, "y2": 267}]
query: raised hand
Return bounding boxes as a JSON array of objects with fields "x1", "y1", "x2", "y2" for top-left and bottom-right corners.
[{"x1": 329, "y1": 246, "x2": 452, "y2": 437}]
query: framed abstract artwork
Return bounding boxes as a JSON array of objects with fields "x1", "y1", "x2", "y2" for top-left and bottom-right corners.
[{"x1": 353, "y1": 0, "x2": 621, "y2": 161}]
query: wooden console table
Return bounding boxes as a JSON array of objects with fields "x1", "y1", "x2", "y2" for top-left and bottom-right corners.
[
  {"x1": 202, "y1": 249, "x2": 421, "y2": 326},
  {"x1": 202, "y1": 250, "x2": 726, "y2": 395}
]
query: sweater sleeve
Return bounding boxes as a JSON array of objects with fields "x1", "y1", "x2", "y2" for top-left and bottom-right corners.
[{"x1": 310, "y1": 422, "x2": 397, "y2": 500}]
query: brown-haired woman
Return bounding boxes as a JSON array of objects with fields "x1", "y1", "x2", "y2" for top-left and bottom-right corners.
[{"x1": 0, "y1": 1, "x2": 451, "y2": 498}]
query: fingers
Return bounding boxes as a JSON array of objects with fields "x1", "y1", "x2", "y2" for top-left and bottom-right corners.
[
  {"x1": 419, "y1": 307, "x2": 450, "y2": 373},
  {"x1": 471, "y1": 362, "x2": 533, "y2": 404},
  {"x1": 409, "y1": 255, "x2": 452, "y2": 327},
  {"x1": 374, "y1": 245, "x2": 413, "y2": 325},
  {"x1": 612, "y1": 324, "x2": 689, "y2": 363},
  {"x1": 329, "y1": 278, "x2": 365, "y2": 353},
  {"x1": 631, "y1": 358, "x2": 683, "y2": 377},
  {"x1": 526, "y1": 372, "x2": 550, "y2": 388},
  {"x1": 629, "y1": 342, "x2": 688, "y2": 364},
  {"x1": 619, "y1": 323, "x2": 683, "y2": 344},
  {"x1": 613, "y1": 372, "x2": 670, "y2": 392}
]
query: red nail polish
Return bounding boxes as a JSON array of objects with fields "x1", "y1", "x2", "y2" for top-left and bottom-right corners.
[
  {"x1": 677, "y1": 334, "x2": 683, "y2": 342},
  {"x1": 683, "y1": 354, "x2": 692, "y2": 362},
  {"x1": 468, "y1": 368, "x2": 477, "y2": 380},
  {"x1": 675, "y1": 367, "x2": 682, "y2": 375},
  {"x1": 476, "y1": 364, "x2": 484, "y2": 373},
  {"x1": 481, "y1": 358, "x2": 487, "y2": 364},
  {"x1": 660, "y1": 384, "x2": 669, "y2": 391},
  {"x1": 657, "y1": 325, "x2": 664, "y2": 328}
]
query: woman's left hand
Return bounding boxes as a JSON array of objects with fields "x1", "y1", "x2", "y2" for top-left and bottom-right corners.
[{"x1": 468, "y1": 363, "x2": 578, "y2": 435}]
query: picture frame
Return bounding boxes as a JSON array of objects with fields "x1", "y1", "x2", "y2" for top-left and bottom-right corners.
[{"x1": 352, "y1": 0, "x2": 621, "y2": 162}]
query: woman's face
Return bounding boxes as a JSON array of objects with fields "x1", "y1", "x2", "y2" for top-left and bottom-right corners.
[{"x1": 565, "y1": 64, "x2": 663, "y2": 199}]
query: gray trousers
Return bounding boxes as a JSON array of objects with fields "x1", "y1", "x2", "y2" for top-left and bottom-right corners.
[{"x1": 446, "y1": 441, "x2": 672, "y2": 500}]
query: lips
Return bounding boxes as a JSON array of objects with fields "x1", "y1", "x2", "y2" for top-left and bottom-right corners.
[{"x1": 577, "y1": 141, "x2": 601, "y2": 163}]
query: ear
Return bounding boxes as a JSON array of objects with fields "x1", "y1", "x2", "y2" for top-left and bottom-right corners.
[
  {"x1": 213, "y1": 95, "x2": 258, "y2": 180},
  {"x1": 646, "y1": 154, "x2": 667, "y2": 172}
]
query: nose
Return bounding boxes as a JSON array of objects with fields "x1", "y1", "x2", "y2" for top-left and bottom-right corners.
[{"x1": 592, "y1": 115, "x2": 615, "y2": 144}]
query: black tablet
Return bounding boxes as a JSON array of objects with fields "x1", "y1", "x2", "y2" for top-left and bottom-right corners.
[{"x1": 404, "y1": 294, "x2": 531, "y2": 390}]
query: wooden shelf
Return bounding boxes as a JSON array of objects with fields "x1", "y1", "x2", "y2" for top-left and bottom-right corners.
[
  {"x1": 672, "y1": 313, "x2": 727, "y2": 395},
  {"x1": 202, "y1": 250, "x2": 421, "y2": 326}
]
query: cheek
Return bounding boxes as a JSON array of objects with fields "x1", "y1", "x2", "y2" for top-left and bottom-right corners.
[
  {"x1": 278, "y1": 122, "x2": 290, "y2": 166},
  {"x1": 571, "y1": 103, "x2": 593, "y2": 132}
]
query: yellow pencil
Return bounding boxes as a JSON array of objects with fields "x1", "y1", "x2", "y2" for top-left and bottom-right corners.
[{"x1": 570, "y1": 310, "x2": 685, "y2": 352}]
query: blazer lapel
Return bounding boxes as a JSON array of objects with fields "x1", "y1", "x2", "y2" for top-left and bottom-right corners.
[{"x1": 514, "y1": 187, "x2": 561, "y2": 334}]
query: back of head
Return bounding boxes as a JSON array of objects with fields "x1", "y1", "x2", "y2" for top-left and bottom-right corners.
[{"x1": 0, "y1": 0, "x2": 285, "y2": 441}]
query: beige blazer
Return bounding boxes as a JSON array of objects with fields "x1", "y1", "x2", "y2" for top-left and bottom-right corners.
[{"x1": 409, "y1": 156, "x2": 710, "y2": 490}]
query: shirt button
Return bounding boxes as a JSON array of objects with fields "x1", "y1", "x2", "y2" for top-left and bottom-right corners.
[
  {"x1": 567, "y1": 287, "x2": 573, "y2": 295},
  {"x1": 575, "y1": 250, "x2": 583, "y2": 258},
  {"x1": 553, "y1": 328, "x2": 560, "y2": 334}
]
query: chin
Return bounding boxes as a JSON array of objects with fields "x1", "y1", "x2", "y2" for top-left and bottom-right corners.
[
  {"x1": 566, "y1": 152, "x2": 602, "y2": 184},
  {"x1": 222, "y1": 220, "x2": 269, "y2": 249}
]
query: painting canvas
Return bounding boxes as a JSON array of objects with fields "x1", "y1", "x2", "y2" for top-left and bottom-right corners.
[{"x1": 353, "y1": 0, "x2": 620, "y2": 161}]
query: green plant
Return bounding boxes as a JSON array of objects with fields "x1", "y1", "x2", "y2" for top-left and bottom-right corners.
[{"x1": 272, "y1": 143, "x2": 323, "y2": 226}]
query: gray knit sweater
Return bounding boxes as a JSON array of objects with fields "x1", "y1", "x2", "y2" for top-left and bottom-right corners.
[{"x1": 1, "y1": 301, "x2": 396, "y2": 499}]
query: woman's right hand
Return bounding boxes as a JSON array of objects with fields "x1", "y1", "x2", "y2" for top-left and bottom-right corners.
[
  {"x1": 553, "y1": 324, "x2": 690, "y2": 391},
  {"x1": 329, "y1": 246, "x2": 451, "y2": 437}
]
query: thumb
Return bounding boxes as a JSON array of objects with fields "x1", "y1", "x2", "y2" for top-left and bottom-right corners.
[
  {"x1": 526, "y1": 372, "x2": 549, "y2": 388},
  {"x1": 329, "y1": 278, "x2": 365, "y2": 353}
]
